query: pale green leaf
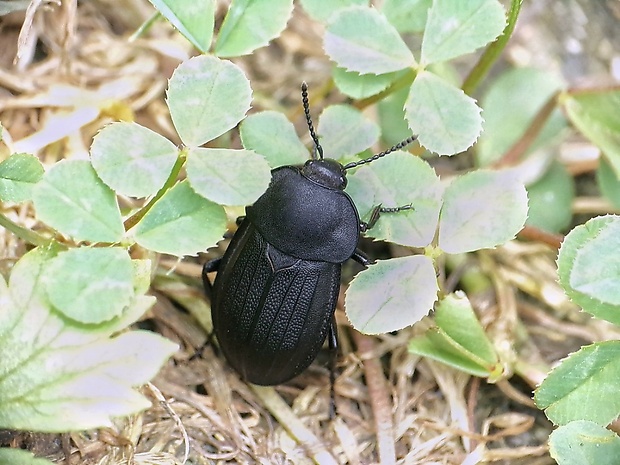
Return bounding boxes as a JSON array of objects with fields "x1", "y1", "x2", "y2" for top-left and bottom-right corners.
[
  {"x1": 377, "y1": 85, "x2": 412, "y2": 146},
  {"x1": 438, "y1": 169, "x2": 528, "y2": 253},
  {"x1": 557, "y1": 215, "x2": 620, "y2": 325},
  {"x1": 549, "y1": 421, "x2": 620, "y2": 465},
  {"x1": 214, "y1": 0, "x2": 294, "y2": 57},
  {"x1": 299, "y1": 0, "x2": 367, "y2": 23},
  {"x1": 405, "y1": 71, "x2": 482, "y2": 155},
  {"x1": 434, "y1": 292, "x2": 498, "y2": 367},
  {"x1": 317, "y1": 104, "x2": 380, "y2": 159},
  {"x1": 421, "y1": 0, "x2": 506, "y2": 65},
  {"x1": 186, "y1": 147, "x2": 271, "y2": 206},
  {"x1": 90, "y1": 122, "x2": 179, "y2": 198},
  {"x1": 526, "y1": 161, "x2": 574, "y2": 233},
  {"x1": 347, "y1": 152, "x2": 443, "y2": 247},
  {"x1": 43, "y1": 248, "x2": 134, "y2": 324},
  {"x1": 409, "y1": 292, "x2": 500, "y2": 379},
  {"x1": 346, "y1": 255, "x2": 438, "y2": 334},
  {"x1": 0, "y1": 448, "x2": 55, "y2": 465},
  {"x1": 0, "y1": 153, "x2": 44, "y2": 203},
  {"x1": 333, "y1": 67, "x2": 401, "y2": 100},
  {"x1": 0, "y1": 248, "x2": 176, "y2": 432},
  {"x1": 0, "y1": 0, "x2": 30, "y2": 16},
  {"x1": 32, "y1": 160, "x2": 124, "y2": 243},
  {"x1": 239, "y1": 111, "x2": 309, "y2": 167},
  {"x1": 324, "y1": 6, "x2": 416, "y2": 74},
  {"x1": 148, "y1": 0, "x2": 215, "y2": 52},
  {"x1": 382, "y1": 0, "x2": 431, "y2": 33},
  {"x1": 408, "y1": 331, "x2": 492, "y2": 377},
  {"x1": 133, "y1": 180, "x2": 227, "y2": 256},
  {"x1": 535, "y1": 341, "x2": 620, "y2": 426},
  {"x1": 167, "y1": 55, "x2": 252, "y2": 147},
  {"x1": 477, "y1": 67, "x2": 565, "y2": 166},
  {"x1": 563, "y1": 89, "x2": 620, "y2": 178},
  {"x1": 597, "y1": 157, "x2": 620, "y2": 209}
]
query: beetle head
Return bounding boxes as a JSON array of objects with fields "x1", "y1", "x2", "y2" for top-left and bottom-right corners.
[{"x1": 302, "y1": 158, "x2": 347, "y2": 190}]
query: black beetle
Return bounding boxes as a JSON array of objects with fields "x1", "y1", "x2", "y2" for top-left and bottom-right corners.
[{"x1": 203, "y1": 82, "x2": 417, "y2": 387}]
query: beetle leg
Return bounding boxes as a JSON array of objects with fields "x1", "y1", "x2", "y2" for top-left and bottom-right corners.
[
  {"x1": 202, "y1": 257, "x2": 221, "y2": 300},
  {"x1": 352, "y1": 248, "x2": 374, "y2": 267},
  {"x1": 328, "y1": 315, "x2": 338, "y2": 419}
]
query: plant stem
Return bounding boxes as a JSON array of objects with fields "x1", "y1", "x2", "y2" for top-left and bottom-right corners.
[
  {"x1": 123, "y1": 150, "x2": 187, "y2": 231},
  {"x1": 128, "y1": 11, "x2": 161, "y2": 42},
  {"x1": 493, "y1": 90, "x2": 560, "y2": 167},
  {"x1": 462, "y1": 0, "x2": 524, "y2": 95},
  {"x1": 355, "y1": 68, "x2": 417, "y2": 110},
  {"x1": 0, "y1": 211, "x2": 53, "y2": 247}
]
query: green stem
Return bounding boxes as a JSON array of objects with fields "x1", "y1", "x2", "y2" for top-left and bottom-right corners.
[
  {"x1": 0, "y1": 212, "x2": 54, "y2": 247},
  {"x1": 123, "y1": 150, "x2": 187, "y2": 231},
  {"x1": 355, "y1": 68, "x2": 417, "y2": 110},
  {"x1": 461, "y1": 0, "x2": 524, "y2": 95},
  {"x1": 128, "y1": 11, "x2": 161, "y2": 42}
]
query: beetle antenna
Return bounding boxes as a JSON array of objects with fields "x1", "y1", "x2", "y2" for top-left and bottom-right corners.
[
  {"x1": 343, "y1": 135, "x2": 418, "y2": 170},
  {"x1": 301, "y1": 82, "x2": 324, "y2": 160}
]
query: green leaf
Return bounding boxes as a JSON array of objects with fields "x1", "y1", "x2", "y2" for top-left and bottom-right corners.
[
  {"x1": 345, "y1": 255, "x2": 438, "y2": 334},
  {"x1": 0, "y1": 153, "x2": 44, "y2": 203},
  {"x1": 133, "y1": 180, "x2": 227, "y2": 256},
  {"x1": 32, "y1": 160, "x2": 124, "y2": 243},
  {"x1": 405, "y1": 71, "x2": 482, "y2": 155},
  {"x1": 214, "y1": 0, "x2": 294, "y2": 57},
  {"x1": 0, "y1": 448, "x2": 55, "y2": 465},
  {"x1": 526, "y1": 161, "x2": 574, "y2": 233},
  {"x1": 549, "y1": 421, "x2": 620, "y2": 465},
  {"x1": 382, "y1": 0, "x2": 432, "y2": 33},
  {"x1": 378, "y1": 85, "x2": 412, "y2": 146},
  {"x1": 90, "y1": 122, "x2": 179, "y2": 198},
  {"x1": 434, "y1": 292, "x2": 499, "y2": 366},
  {"x1": 563, "y1": 89, "x2": 620, "y2": 177},
  {"x1": 409, "y1": 331, "x2": 491, "y2": 377},
  {"x1": 477, "y1": 67, "x2": 565, "y2": 166},
  {"x1": 148, "y1": 0, "x2": 215, "y2": 52},
  {"x1": 239, "y1": 110, "x2": 309, "y2": 167},
  {"x1": 333, "y1": 67, "x2": 402, "y2": 99},
  {"x1": 317, "y1": 104, "x2": 380, "y2": 159},
  {"x1": 186, "y1": 147, "x2": 271, "y2": 206},
  {"x1": 0, "y1": 0, "x2": 30, "y2": 16},
  {"x1": 557, "y1": 215, "x2": 620, "y2": 325},
  {"x1": 299, "y1": 0, "x2": 366, "y2": 23},
  {"x1": 409, "y1": 292, "x2": 501, "y2": 378},
  {"x1": 438, "y1": 169, "x2": 528, "y2": 254},
  {"x1": 43, "y1": 248, "x2": 134, "y2": 324},
  {"x1": 167, "y1": 55, "x2": 252, "y2": 147},
  {"x1": 535, "y1": 341, "x2": 620, "y2": 426},
  {"x1": 421, "y1": 0, "x2": 506, "y2": 65},
  {"x1": 324, "y1": 6, "x2": 416, "y2": 74},
  {"x1": 0, "y1": 248, "x2": 176, "y2": 432},
  {"x1": 346, "y1": 152, "x2": 443, "y2": 247},
  {"x1": 597, "y1": 157, "x2": 620, "y2": 209}
]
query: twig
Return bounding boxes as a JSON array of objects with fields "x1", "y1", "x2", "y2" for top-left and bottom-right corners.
[{"x1": 353, "y1": 332, "x2": 396, "y2": 465}]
